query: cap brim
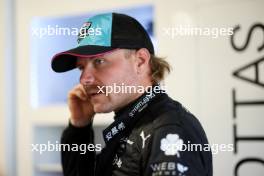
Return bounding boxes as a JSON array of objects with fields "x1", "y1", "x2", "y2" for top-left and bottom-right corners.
[{"x1": 51, "y1": 45, "x2": 115, "y2": 72}]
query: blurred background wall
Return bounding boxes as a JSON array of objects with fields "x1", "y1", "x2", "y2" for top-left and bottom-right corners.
[
  {"x1": 0, "y1": 0, "x2": 263, "y2": 176},
  {"x1": 0, "y1": 0, "x2": 6, "y2": 175}
]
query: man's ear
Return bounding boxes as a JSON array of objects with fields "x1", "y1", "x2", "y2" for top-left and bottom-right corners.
[{"x1": 135, "y1": 48, "x2": 151, "y2": 74}]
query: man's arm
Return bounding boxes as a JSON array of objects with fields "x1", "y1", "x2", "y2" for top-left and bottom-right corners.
[
  {"x1": 61, "y1": 83, "x2": 96, "y2": 176},
  {"x1": 61, "y1": 122, "x2": 95, "y2": 176}
]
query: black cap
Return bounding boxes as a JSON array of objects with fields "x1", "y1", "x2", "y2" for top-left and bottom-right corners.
[{"x1": 51, "y1": 12, "x2": 154, "y2": 73}]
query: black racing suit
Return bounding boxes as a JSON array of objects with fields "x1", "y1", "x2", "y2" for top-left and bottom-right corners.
[{"x1": 61, "y1": 90, "x2": 213, "y2": 176}]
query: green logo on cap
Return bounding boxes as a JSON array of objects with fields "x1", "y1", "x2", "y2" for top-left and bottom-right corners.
[
  {"x1": 77, "y1": 22, "x2": 92, "y2": 44},
  {"x1": 77, "y1": 13, "x2": 112, "y2": 47}
]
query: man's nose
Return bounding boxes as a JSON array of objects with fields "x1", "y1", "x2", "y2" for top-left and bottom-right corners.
[{"x1": 80, "y1": 67, "x2": 95, "y2": 85}]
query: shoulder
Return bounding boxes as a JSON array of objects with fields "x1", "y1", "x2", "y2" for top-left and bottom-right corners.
[{"x1": 147, "y1": 96, "x2": 209, "y2": 144}]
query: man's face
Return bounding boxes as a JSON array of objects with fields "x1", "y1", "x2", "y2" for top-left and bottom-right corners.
[{"x1": 77, "y1": 49, "x2": 142, "y2": 113}]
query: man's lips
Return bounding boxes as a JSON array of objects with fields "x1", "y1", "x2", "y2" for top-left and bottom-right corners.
[
  {"x1": 83, "y1": 84, "x2": 107, "y2": 97},
  {"x1": 89, "y1": 92, "x2": 104, "y2": 97}
]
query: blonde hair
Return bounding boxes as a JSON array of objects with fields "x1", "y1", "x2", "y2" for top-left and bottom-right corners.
[
  {"x1": 124, "y1": 49, "x2": 171, "y2": 84},
  {"x1": 149, "y1": 55, "x2": 171, "y2": 84}
]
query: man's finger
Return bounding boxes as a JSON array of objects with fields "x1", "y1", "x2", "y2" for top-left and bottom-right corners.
[{"x1": 68, "y1": 86, "x2": 87, "y2": 101}]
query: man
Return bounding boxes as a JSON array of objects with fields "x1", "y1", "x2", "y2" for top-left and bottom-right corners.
[{"x1": 51, "y1": 13, "x2": 212, "y2": 176}]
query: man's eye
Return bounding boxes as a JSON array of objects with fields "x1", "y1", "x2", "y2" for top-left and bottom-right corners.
[{"x1": 94, "y1": 58, "x2": 105, "y2": 65}]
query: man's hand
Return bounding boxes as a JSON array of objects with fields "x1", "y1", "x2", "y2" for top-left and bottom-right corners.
[{"x1": 68, "y1": 84, "x2": 95, "y2": 127}]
